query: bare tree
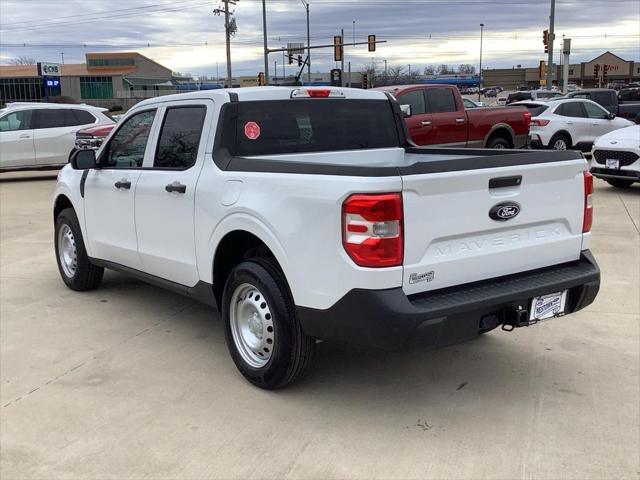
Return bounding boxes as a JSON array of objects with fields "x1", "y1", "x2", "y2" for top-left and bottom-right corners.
[
  {"x1": 9, "y1": 56, "x2": 36, "y2": 65},
  {"x1": 423, "y1": 65, "x2": 436, "y2": 76},
  {"x1": 437, "y1": 64, "x2": 455, "y2": 75},
  {"x1": 458, "y1": 64, "x2": 476, "y2": 74},
  {"x1": 387, "y1": 65, "x2": 405, "y2": 81},
  {"x1": 361, "y1": 61, "x2": 380, "y2": 87}
]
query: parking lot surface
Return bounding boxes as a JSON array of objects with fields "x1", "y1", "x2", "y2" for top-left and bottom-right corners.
[{"x1": 1, "y1": 171, "x2": 639, "y2": 479}]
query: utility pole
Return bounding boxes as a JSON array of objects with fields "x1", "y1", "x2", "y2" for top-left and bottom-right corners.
[
  {"x1": 60, "y1": 52, "x2": 65, "y2": 64},
  {"x1": 214, "y1": 0, "x2": 237, "y2": 88},
  {"x1": 262, "y1": 0, "x2": 269, "y2": 85},
  {"x1": 301, "y1": 0, "x2": 310, "y2": 84},
  {"x1": 384, "y1": 59, "x2": 388, "y2": 80},
  {"x1": 479, "y1": 23, "x2": 484, "y2": 102},
  {"x1": 546, "y1": 0, "x2": 555, "y2": 90},
  {"x1": 340, "y1": 28, "x2": 345, "y2": 86}
]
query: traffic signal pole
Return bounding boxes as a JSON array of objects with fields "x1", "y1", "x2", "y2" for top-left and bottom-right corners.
[{"x1": 546, "y1": 0, "x2": 555, "y2": 90}]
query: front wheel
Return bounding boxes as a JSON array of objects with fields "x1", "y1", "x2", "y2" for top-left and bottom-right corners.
[
  {"x1": 55, "y1": 208, "x2": 104, "y2": 291},
  {"x1": 222, "y1": 259, "x2": 315, "y2": 389},
  {"x1": 606, "y1": 179, "x2": 635, "y2": 189}
]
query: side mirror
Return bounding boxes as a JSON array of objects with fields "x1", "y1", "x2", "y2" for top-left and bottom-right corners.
[
  {"x1": 400, "y1": 104, "x2": 412, "y2": 117},
  {"x1": 607, "y1": 112, "x2": 616, "y2": 120},
  {"x1": 70, "y1": 149, "x2": 97, "y2": 170}
]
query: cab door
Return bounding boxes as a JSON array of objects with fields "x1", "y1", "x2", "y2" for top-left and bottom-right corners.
[
  {"x1": 425, "y1": 88, "x2": 468, "y2": 146},
  {"x1": 0, "y1": 109, "x2": 35, "y2": 168},
  {"x1": 396, "y1": 89, "x2": 433, "y2": 145},
  {"x1": 83, "y1": 108, "x2": 159, "y2": 269},
  {"x1": 134, "y1": 100, "x2": 212, "y2": 286}
]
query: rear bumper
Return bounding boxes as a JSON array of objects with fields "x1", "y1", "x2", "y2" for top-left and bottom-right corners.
[
  {"x1": 297, "y1": 251, "x2": 600, "y2": 352},
  {"x1": 590, "y1": 166, "x2": 640, "y2": 182}
]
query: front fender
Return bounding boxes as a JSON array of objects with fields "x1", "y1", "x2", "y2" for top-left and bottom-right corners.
[{"x1": 53, "y1": 165, "x2": 90, "y2": 254}]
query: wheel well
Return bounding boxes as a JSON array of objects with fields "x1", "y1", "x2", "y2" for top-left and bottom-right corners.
[
  {"x1": 486, "y1": 128, "x2": 513, "y2": 148},
  {"x1": 212, "y1": 231, "x2": 278, "y2": 309},
  {"x1": 53, "y1": 195, "x2": 73, "y2": 222},
  {"x1": 550, "y1": 130, "x2": 572, "y2": 146}
]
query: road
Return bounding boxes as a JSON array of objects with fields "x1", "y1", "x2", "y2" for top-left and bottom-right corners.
[{"x1": 1, "y1": 171, "x2": 638, "y2": 479}]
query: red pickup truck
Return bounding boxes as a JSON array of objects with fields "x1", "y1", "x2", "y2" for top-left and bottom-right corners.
[{"x1": 376, "y1": 84, "x2": 531, "y2": 149}]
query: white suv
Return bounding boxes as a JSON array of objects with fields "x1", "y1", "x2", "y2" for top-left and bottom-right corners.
[
  {"x1": 590, "y1": 124, "x2": 640, "y2": 188},
  {"x1": 0, "y1": 103, "x2": 114, "y2": 171}
]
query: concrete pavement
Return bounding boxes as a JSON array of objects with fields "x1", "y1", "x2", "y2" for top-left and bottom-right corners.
[{"x1": 1, "y1": 171, "x2": 638, "y2": 479}]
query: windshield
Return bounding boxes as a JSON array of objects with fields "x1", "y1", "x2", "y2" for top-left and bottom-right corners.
[{"x1": 232, "y1": 99, "x2": 401, "y2": 156}]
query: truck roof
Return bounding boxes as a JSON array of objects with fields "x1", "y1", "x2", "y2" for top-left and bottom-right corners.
[{"x1": 134, "y1": 86, "x2": 389, "y2": 108}]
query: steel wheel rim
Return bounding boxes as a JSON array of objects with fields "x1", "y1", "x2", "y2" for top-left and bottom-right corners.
[
  {"x1": 57, "y1": 224, "x2": 77, "y2": 278},
  {"x1": 494, "y1": 143, "x2": 506, "y2": 149},
  {"x1": 229, "y1": 283, "x2": 275, "y2": 368},
  {"x1": 553, "y1": 139, "x2": 567, "y2": 150}
]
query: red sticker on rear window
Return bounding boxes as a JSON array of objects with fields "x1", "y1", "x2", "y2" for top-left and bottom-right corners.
[{"x1": 244, "y1": 121, "x2": 260, "y2": 140}]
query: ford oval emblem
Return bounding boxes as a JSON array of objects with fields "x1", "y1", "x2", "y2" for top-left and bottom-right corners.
[{"x1": 489, "y1": 202, "x2": 521, "y2": 221}]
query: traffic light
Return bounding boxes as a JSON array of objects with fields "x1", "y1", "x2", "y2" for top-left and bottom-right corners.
[
  {"x1": 362, "y1": 72, "x2": 368, "y2": 89},
  {"x1": 593, "y1": 64, "x2": 600, "y2": 77},
  {"x1": 297, "y1": 55, "x2": 303, "y2": 67},
  {"x1": 539, "y1": 60, "x2": 546, "y2": 80},
  {"x1": 257, "y1": 72, "x2": 265, "y2": 86},
  {"x1": 603, "y1": 64, "x2": 609, "y2": 85},
  {"x1": 543, "y1": 29, "x2": 549, "y2": 54},
  {"x1": 368, "y1": 35, "x2": 376, "y2": 52},
  {"x1": 288, "y1": 52, "x2": 293, "y2": 64},
  {"x1": 334, "y1": 35, "x2": 343, "y2": 62}
]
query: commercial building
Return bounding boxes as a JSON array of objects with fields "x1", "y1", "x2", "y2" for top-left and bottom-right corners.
[
  {"x1": 0, "y1": 52, "x2": 175, "y2": 109},
  {"x1": 483, "y1": 51, "x2": 640, "y2": 90}
]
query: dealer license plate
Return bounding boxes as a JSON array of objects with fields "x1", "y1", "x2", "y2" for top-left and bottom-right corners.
[
  {"x1": 606, "y1": 159, "x2": 620, "y2": 169},
  {"x1": 530, "y1": 291, "x2": 568, "y2": 321}
]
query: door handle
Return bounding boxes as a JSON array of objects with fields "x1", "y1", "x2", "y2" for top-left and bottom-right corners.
[
  {"x1": 566, "y1": 121, "x2": 574, "y2": 125},
  {"x1": 114, "y1": 180, "x2": 131, "y2": 190},
  {"x1": 455, "y1": 118, "x2": 466, "y2": 123},
  {"x1": 165, "y1": 182, "x2": 187, "y2": 194},
  {"x1": 420, "y1": 121, "x2": 432, "y2": 126},
  {"x1": 19, "y1": 134, "x2": 31, "y2": 139}
]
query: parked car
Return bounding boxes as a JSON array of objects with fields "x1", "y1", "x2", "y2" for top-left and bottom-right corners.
[
  {"x1": 506, "y1": 90, "x2": 563, "y2": 104},
  {"x1": 462, "y1": 98, "x2": 485, "y2": 108},
  {"x1": 590, "y1": 124, "x2": 640, "y2": 188},
  {"x1": 377, "y1": 84, "x2": 531, "y2": 149},
  {"x1": 484, "y1": 88, "x2": 498, "y2": 97},
  {"x1": 520, "y1": 98, "x2": 634, "y2": 151},
  {"x1": 53, "y1": 86, "x2": 600, "y2": 388},
  {"x1": 561, "y1": 88, "x2": 640, "y2": 123},
  {"x1": 0, "y1": 102, "x2": 114, "y2": 171},
  {"x1": 566, "y1": 83, "x2": 581, "y2": 92},
  {"x1": 496, "y1": 95, "x2": 508, "y2": 106}
]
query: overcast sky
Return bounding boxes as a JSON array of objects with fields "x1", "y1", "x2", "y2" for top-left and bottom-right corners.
[{"x1": 1, "y1": 0, "x2": 639, "y2": 77}]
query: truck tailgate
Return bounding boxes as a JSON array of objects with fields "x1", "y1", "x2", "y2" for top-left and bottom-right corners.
[{"x1": 401, "y1": 156, "x2": 586, "y2": 295}]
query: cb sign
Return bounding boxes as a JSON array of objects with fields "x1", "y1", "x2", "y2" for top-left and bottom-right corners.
[{"x1": 37, "y1": 62, "x2": 61, "y2": 77}]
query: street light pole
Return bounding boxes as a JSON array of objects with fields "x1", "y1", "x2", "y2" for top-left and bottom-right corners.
[
  {"x1": 262, "y1": 0, "x2": 269, "y2": 85},
  {"x1": 478, "y1": 23, "x2": 484, "y2": 102},
  {"x1": 301, "y1": 0, "x2": 310, "y2": 84}
]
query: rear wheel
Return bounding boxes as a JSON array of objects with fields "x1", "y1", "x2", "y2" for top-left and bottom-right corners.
[
  {"x1": 606, "y1": 179, "x2": 635, "y2": 189},
  {"x1": 487, "y1": 137, "x2": 511, "y2": 149},
  {"x1": 55, "y1": 208, "x2": 104, "y2": 291},
  {"x1": 549, "y1": 133, "x2": 571, "y2": 151},
  {"x1": 222, "y1": 258, "x2": 315, "y2": 389}
]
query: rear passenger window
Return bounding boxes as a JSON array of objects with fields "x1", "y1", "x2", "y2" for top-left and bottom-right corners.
[
  {"x1": 425, "y1": 89, "x2": 457, "y2": 113},
  {"x1": 397, "y1": 90, "x2": 425, "y2": 115},
  {"x1": 34, "y1": 109, "x2": 66, "y2": 129},
  {"x1": 556, "y1": 102, "x2": 586, "y2": 118},
  {"x1": 154, "y1": 106, "x2": 207, "y2": 169}
]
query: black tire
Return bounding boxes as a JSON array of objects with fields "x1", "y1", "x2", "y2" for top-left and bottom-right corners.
[
  {"x1": 54, "y1": 208, "x2": 104, "y2": 291},
  {"x1": 222, "y1": 258, "x2": 315, "y2": 389},
  {"x1": 606, "y1": 179, "x2": 635, "y2": 189},
  {"x1": 487, "y1": 136, "x2": 511, "y2": 149},
  {"x1": 549, "y1": 133, "x2": 571, "y2": 151}
]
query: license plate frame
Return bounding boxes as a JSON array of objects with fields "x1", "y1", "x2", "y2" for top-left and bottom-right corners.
[
  {"x1": 529, "y1": 290, "x2": 568, "y2": 321},
  {"x1": 606, "y1": 158, "x2": 620, "y2": 169}
]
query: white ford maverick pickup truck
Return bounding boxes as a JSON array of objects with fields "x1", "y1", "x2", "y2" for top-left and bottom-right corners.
[{"x1": 54, "y1": 87, "x2": 600, "y2": 388}]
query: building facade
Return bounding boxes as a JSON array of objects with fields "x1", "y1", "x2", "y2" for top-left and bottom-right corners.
[
  {"x1": 0, "y1": 52, "x2": 174, "y2": 109},
  {"x1": 483, "y1": 52, "x2": 640, "y2": 90}
]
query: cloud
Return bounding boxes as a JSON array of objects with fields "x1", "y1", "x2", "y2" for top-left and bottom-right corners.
[{"x1": 1, "y1": 0, "x2": 638, "y2": 76}]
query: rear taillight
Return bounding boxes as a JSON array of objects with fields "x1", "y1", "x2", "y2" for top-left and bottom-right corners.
[
  {"x1": 583, "y1": 171, "x2": 594, "y2": 233},
  {"x1": 342, "y1": 193, "x2": 403, "y2": 268},
  {"x1": 531, "y1": 119, "x2": 550, "y2": 126},
  {"x1": 523, "y1": 111, "x2": 532, "y2": 129}
]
